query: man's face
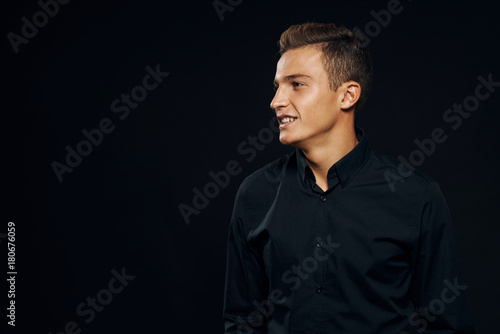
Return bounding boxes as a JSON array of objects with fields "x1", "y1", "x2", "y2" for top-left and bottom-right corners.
[{"x1": 271, "y1": 45, "x2": 345, "y2": 149}]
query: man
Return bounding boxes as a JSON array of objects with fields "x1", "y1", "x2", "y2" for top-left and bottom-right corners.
[{"x1": 223, "y1": 22, "x2": 475, "y2": 333}]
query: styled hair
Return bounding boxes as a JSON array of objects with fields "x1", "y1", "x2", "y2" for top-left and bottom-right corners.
[{"x1": 278, "y1": 22, "x2": 373, "y2": 113}]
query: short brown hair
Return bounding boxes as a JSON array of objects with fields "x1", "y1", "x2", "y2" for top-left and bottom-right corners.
[{"x1": 278, "y1": 22, "x2": 373, "y2": 113}]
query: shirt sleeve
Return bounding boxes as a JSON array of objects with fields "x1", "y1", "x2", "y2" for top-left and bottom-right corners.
[
  {"x1": 411, "y1": 181, "x2": 475, "y2": 333},
  {"x1": 223, "y1": 184, "x2": 269, "y2": 334}
]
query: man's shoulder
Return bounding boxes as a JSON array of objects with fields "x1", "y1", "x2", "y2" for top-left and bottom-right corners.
[
  {"x1": 369, "y1": 148, "x2": 437, "y2": 192},
  {"x1": 237, "y1": 150, "x2": 295, "y2": 196},
  {"x1": 235, "y1": 146, "x2": 441, "y2": 198}
]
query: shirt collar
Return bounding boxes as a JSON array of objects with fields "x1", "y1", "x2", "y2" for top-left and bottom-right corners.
[{"x1": 296, "y1": 126, "x2": 372, "y2": 188}]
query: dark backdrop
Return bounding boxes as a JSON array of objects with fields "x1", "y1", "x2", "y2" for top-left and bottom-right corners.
[{"x1": 3, "y1": 0, "x2": 499, "y2": 333}]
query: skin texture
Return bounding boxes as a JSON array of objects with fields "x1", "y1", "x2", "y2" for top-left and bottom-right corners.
[{"x1": 270, "y1": 45, "x2": 361, "y2": 191}]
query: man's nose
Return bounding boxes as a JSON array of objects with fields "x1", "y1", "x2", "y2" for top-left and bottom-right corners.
[{"x1": 270, "y1": 87, "x2": 287, "y2": 111}]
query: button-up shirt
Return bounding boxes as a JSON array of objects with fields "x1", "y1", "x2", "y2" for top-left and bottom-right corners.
[{"x1": 223, "y1": 127, "x2": 475, "y2": 333}]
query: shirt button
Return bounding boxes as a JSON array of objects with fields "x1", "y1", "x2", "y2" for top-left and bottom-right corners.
[
  {"x1": 320, "y1": 195, "x2": 326, "y2": 202},
  {"x1": 316, "y1": 241, "x2": 323, "y2": 248},
  {"x1": 316, "y1": 287, "x2": 322, "y2": 293}
]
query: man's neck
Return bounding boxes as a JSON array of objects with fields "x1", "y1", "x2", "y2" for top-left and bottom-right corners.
[{"x1": 300, "y1": 126, "x2": 358, "y2": 191}]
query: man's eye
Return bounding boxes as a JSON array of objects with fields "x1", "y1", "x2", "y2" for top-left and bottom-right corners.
[{"x1": 293, "y1": 82, "x2": 303, "y2": 87}]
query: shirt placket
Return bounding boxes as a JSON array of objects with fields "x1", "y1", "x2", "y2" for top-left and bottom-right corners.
[{"x1": 307, "y1": 172, "x2": 338, "y2": 334}]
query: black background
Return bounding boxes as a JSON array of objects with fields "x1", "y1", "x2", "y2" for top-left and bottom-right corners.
[{"x1": 3, "y1": 0, "x2": 499, "y2": 333}]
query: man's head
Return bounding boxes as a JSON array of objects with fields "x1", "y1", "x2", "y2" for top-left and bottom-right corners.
[{"x1": 271, "y1": 22, "x2": 372, "y2": 148}]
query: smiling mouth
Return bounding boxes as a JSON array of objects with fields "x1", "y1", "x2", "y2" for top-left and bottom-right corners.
[{"x1": 279, "y1": 117, "x2": 297, "y2": 125}]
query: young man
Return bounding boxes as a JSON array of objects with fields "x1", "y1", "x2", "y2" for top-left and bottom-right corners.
[{"x1": 223, "y1": 23, "x2": 475, "y2": 333}]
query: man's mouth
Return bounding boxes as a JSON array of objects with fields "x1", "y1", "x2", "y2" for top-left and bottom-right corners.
[{"x1": 279, "y1": 117, "x2": 297, "y2": 125}]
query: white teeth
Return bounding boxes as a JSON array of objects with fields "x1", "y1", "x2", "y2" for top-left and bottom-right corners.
[{"x1": 281, "y1": 117, "x2": 296, "y2": 124}]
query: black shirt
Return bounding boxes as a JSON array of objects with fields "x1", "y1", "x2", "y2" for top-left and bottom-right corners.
[{"x1": 223, "y1": 126, "x2": 475, "y2": 333}]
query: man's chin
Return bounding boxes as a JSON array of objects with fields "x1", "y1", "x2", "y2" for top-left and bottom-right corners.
[{"x1": 279, "y1": 134, "x2": 301, "y2": 147}]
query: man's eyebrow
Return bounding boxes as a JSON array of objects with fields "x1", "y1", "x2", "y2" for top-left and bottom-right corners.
[{"x1": 273, "y1": 74, "x2": 313, "y2": 86}]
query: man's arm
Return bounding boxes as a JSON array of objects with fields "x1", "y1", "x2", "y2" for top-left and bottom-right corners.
[
  {"x1": 223, "y1": 185, "x2": 268, "y2": 334},
  {"x1": 411, "y1": 181, "x2": 475, "y2": 333}
]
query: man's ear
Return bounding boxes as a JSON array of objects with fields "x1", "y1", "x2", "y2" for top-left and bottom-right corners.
[{"x1": 340, "y1": 81, "x2": 361, "y2": 111}]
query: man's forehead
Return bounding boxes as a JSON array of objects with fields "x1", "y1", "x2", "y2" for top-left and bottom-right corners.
[
  {"x1": 273, "y1": 73, "x2": 314, "y2": 85},
  {"x1": 274, "y1": 47, "x2": 323, "y2": 82}
]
